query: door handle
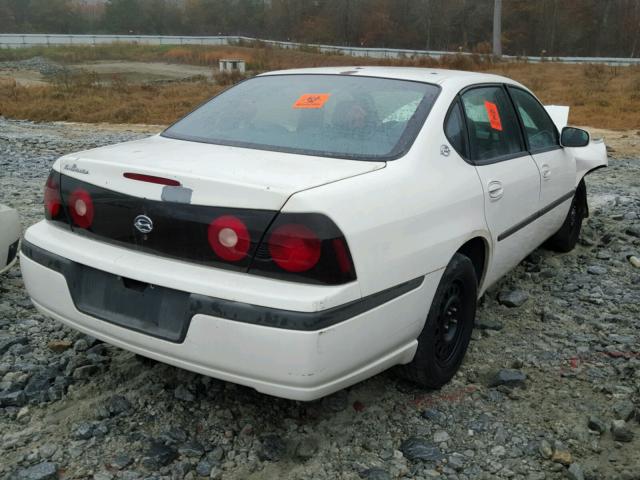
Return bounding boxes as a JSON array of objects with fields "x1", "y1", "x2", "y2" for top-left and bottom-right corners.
[
  {"x1": 541, "y1": 164, "x2": 551, "y2": 180},
  {"x1": 487, "y1": 181, "x2": 504, "y2": 200}
]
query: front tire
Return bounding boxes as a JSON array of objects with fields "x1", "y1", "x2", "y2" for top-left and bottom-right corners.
[
  {"x1": 397, "y1": 253, "x2": 477, "y2": 389},
  {"x1": 546, "y1": 181, "x2": 586, "y2": 253}
]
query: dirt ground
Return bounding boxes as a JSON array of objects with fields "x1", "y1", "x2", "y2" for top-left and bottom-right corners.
[
  {"x1": 586, "y1": 128, "x2": 640, "y2": 158},
  {"x1": 69, "y1": 61, "x2": 214, "y2": 82},
  {"x1": 0, "y1": 70, "x2": 49, "y2": 86},
  {"x1": 0, "y1": 60, "x2": 213, "y2": 86}
]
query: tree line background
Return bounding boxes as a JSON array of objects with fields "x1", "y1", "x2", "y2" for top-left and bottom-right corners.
[{"x1": 1, "y1": 0, "x2": 639, "y2": 57}]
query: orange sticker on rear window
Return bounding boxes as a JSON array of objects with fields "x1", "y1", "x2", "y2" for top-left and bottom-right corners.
[
  {"x1": 484, "y1": 100, "x2": 503, "y2": 131},
  {"x1": 293, "y1": 93, "x2": 331, "y2": 109}
]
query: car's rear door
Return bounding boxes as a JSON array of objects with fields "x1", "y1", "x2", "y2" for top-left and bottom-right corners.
[
  {"x1": 506, "y1": 86, "x2": 576, "y2": 239},
  {"x1": 458, "y1": 85, "x2": 541, "y2": 287}
]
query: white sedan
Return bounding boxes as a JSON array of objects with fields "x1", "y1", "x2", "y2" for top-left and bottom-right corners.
[
  {"x1": 20, "y1": 67, "x2": 607, "y2": 400},
  {"x1": 0, "y1": 204, "x2": 20, "y2": 275}
]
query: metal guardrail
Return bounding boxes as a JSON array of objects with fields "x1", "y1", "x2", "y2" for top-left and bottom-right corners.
[{"x1": 1, "y1": 34, "x2": 639, "y2": 66}]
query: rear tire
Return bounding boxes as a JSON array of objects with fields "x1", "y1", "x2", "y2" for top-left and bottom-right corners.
[
  {"x1": 397, "y1": 253, "x2": 477, "y2": 389},
  {"x1": 546, "y1": 182, "x2": 586, "y2": 253}
]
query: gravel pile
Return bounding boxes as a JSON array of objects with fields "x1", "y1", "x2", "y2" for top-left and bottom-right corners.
[
  {"x1": 0, "y1": 56, "x2": 70, "y2": 77},
  {"x1": 0, "y1": 118, "x2": 639, "y2": 480}
]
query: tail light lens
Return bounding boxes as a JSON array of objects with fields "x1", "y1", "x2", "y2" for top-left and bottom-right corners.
[
  {"x1": 46, "y1": 172, "x2": 355, "y2": 285},
  {"x1": 68, "y1": 188, "x2": 95, "y2": 229},
  {"x1": 208, "y1": 215, "x2": 251, "y2": 262},
  {"x1": 250, "y1": 213, "x2": 356, "y2": 285},
  {"x1": 53, "y1": 173, "x2": 274, "y2": 272},
  {"x1": 268, "y1": 223, "x2": 321, "y2": 272},
  {"x1": 44, "y1": 171, "x2": 62, "y2": 219},
  {"x1": 331, "y1": 238, "x2": 353, "y2": 274}
]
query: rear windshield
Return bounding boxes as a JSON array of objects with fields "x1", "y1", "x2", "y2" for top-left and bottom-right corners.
[{"x1": 162, "y1": 74, "x2": 440, "y2": 161}]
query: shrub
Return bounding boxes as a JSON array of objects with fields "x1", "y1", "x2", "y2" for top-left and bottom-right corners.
[{"x1": 213, "y1": 70, "x2": 248, "y2": 85}]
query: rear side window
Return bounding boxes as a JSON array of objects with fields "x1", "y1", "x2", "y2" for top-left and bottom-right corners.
[
  {"x1": 460, "y1": 86, "x2": 524, "y2": 162},
  {"x1": 508, "y1": 87, "x2": 559, "y2": 151},
  {"x1": 444, "y1": 101, "x2": 468, "y2": 158},
  {"x1": 163, "y1": 74, "x2": 441, "y2": 161}
]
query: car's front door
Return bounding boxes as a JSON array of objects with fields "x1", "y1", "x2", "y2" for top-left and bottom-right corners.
[
  {"x1": 507, "y1": 86, "x2": 576, "y2": 239},
  {"x1": 459, "y1": 85, "x2": 541, "y2": 288}
]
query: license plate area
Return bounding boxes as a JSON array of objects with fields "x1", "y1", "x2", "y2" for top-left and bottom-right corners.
[{"x1": 66, "y1": 263, "x2": 192, "y2": 343}]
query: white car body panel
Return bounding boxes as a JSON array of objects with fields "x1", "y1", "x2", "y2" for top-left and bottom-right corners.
[
  {"x1": 472, "y1": 154, "x2": 543, "y2": 288},
  {"x1": 545, "y1": 105, "x2": 570, "y2": 130},
  {"x1": 58, "y1": 135, "x2": 384, "y2": 211},
  {"x1": 24, "y1": 220, "x2": 361, "y2": 312},
  {"x1": 20, "y1": 66, "x2": 608, "y2": 399},
  {"x1": 0, "y1": 204, "x2": 21, "y2": 274},
  {"x1": 283, "y1": 138, "x2": 490, "y2": 297},
  {"x1": 22, "y1": 251, "x2": 441, "y2": 401},
  {"x1": 529, "y1": 147, "x2": 576, "y2": 241},
  {"x1": 573, "y1": 138, "x2": 608, "y2": 186},
  {"x1": 542, "y1": 105, "x2": 608, "y2": 186}
]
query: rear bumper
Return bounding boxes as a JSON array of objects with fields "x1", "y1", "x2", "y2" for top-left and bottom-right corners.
[{"x1": 21, "y1": 221, "x2": 441, "y2": 400}]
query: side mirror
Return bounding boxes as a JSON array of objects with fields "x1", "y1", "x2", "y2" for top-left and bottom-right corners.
[{"x1": 561, "y1": 127, "x2": 590, "y2": 147}]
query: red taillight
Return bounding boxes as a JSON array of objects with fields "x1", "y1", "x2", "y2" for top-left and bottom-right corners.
[
  {"x1": 208, "y1": 215, "x2": 250, "y2": 261},
  {"x1": 68, "y1": 188, "x2": 94, "y2": 229},
  {"x1": 332, "y1": 238, "x2": 352, "y2": 274},
  {"x1": 268, "y1": 223, "x2": 322, "y2": 273},
  {"x1": 44, "y1": 174, "x2": 61, "y2": 219},
  {"x1": 123, "y1": 172, "x2": 181, "y2": 186},
  {"x1": 248, "y1": 213, "x2": 356, "y2": 284}
]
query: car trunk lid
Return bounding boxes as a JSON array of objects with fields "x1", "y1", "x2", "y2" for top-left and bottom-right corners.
[
  {"x1": 52, "y1": 135, "x2": 382, "y2": 274},
  {"x1": 59, "y1": 135, "x2": 385, "y2": 211}
]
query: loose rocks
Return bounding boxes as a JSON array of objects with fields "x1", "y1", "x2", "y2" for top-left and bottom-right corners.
[
  {"x1": 400, "y1": 437, "x2": 443, "y2": 463},
  {"x1": 16, "y1": 462, "x2": 58, "y2": 480},
  {"x1": 497, "y1": 290, "x2": 529, "y2": 307},
  {"x1": 1, "y1": 119, "x2": 639, "y2": 479}
]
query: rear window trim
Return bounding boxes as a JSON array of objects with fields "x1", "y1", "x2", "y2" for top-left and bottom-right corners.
[{"x1": 161, "y1": 73, "x2": 442, "y2": 162}]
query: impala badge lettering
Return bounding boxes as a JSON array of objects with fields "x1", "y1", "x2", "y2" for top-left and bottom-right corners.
[
  {"x1": 134, "y1": 215, "x2": 154, "y2": 234},
  {"x1": 64, "y1": 163, "x2": 89, "y2": 175}
]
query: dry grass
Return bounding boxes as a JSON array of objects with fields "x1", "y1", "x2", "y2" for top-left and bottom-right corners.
[
  {"x1": 0, "y1": 74, "x2": 220, "y2": 124},
  {"x1": 1, "y1": 44, "x2": 639, "y2": 128},
  {"x1": 483, "y1": 62, "x2": 640, "y2": 130}
]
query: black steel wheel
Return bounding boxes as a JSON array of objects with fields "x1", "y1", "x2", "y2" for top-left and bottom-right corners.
[
  {"x1": 397, "y1": 253, "x2": 477, "y2": 389},
  {"x1": 434, "y1": 280, "x2": 465, "y2": 365}
]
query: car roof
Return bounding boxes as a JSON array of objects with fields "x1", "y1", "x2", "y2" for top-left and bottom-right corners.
[{"x1": 260, "y1": 66, "x2": 525, "y2": 91}]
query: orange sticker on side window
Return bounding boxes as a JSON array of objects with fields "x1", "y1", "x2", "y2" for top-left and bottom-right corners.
[
  {"x1": 293, "y1": 93, "x2": 331, "y2": 109},
  {"x1": 484, "y1": 100, "x2": 503, "y2": 131}
]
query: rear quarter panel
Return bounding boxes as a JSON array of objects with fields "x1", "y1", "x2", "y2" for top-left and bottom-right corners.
[{"x1": 282, "y1": 105, "x2": 489, "y2": 298}]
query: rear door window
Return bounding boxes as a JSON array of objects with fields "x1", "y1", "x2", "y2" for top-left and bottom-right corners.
[
  {"x1": 507, "y1": 87, "x2": 559, "y2": 152},
  {"x1": 460, "y1": 86, "x2": 525, "y2": 163}
]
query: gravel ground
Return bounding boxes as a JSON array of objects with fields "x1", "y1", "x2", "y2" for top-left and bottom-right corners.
[
  {"x1": 0, "y1": 118, "x2": 639, "y2": 480},
  {"x1": 0, "y1": 57, "x2": 70, "y2": 77},
  {"x1": 0, "y1": 57, "x2": 212, "y2": 86}
]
